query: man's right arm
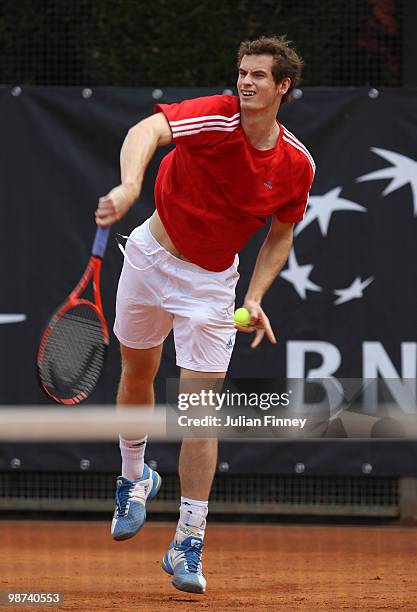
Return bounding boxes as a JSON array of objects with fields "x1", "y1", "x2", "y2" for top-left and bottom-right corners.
[{"x1": 95, "y1": 112, "x2": 172, "y2": 228}]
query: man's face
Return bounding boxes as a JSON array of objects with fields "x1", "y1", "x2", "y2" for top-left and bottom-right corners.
[{"x1": 237, "y1": 54, "x2": 287, "y2": 111}]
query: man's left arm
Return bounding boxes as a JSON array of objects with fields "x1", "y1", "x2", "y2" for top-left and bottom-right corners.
[{"x1": 236, "y1": 215, "x2": 294, "y2": 348}]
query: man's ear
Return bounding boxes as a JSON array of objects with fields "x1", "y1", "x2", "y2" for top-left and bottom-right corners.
[{"x1": 278, "y1": 77, "x2": 291, "y2": 96}]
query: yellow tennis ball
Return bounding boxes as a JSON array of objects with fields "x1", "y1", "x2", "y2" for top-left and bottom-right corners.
[{"x1": 233, "y1": 307, "x2": 251, "y2": 326}]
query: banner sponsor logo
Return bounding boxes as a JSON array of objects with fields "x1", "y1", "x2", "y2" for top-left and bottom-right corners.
[
  {"x1": 281, "y1": 148, "x2": 417, "y2": 306},
  {"x1": 0, "y1": 314, "x2": 26, "y2": 324}
]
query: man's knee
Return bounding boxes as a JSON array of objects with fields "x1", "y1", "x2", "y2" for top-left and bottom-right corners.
[{"x1": 120, "y1": 343, "x2": 163, "y2": 385}]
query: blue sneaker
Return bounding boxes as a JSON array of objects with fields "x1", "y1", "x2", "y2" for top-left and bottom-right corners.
[
  {"x1": 111, "y1": 464, "x2": 161, "y2": 541},
  {"x1": 162, "y1": 536, "x2": 206, "y2": 594}
]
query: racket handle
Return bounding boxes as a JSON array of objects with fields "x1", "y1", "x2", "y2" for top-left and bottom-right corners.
[{"x1": 92, "y1": 227, "x2": 110, "y2": 258}]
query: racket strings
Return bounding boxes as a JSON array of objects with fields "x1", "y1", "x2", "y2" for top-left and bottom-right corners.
[{"x1": 39, "y1": 304, "x2": 107, "y2": 400}]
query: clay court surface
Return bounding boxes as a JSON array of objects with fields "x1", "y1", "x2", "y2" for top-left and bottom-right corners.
[{"x1": 1, "y1": 521, "x2": 416, "y2": 611}]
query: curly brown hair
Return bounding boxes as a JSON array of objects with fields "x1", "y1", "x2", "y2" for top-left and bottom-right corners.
[{"x1": 237, "y1": 35, "x2": 303, "y2": 103}]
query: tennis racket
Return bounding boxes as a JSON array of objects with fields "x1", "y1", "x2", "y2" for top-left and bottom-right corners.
[{"x1": 37, "y1": 227, "x2": 110, "y2": 404}]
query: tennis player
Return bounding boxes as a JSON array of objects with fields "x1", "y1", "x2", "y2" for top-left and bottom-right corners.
[{"x1": 96, "y1": 35, "x2": 315, "y2": 594}]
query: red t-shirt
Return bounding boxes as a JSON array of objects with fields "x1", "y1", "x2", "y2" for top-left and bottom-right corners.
[{"x1": 154, "y1": 94, "x2": 315, "y2": 271}]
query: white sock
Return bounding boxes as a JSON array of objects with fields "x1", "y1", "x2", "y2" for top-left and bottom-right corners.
[
  {"x1": 119, "y1": 435, "x2": 147, "y2": 481},
  {"x1": 175, "y1": 497, "x2": 208, "y2": 544}
]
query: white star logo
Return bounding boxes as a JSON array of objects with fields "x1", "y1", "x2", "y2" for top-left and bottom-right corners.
[
  {"x1": 280, "y1": 250, "x2": 322, "y2": 300},
  {"x1": 295, "y1": 187, "x2": 366, "y2": 237},
  {"x1": 0, "y1": 314, "x2": 26, "y2": 324},
  {"x1": 356, "y1": 148, "x2": 417, "y2": 215},
  {"x1": 333, "y1": 277, "x2": 373, "y2": 306}
]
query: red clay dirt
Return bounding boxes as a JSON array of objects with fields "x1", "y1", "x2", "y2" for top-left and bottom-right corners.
[{"x1": 1, "y1": 521, "x2": 416, "y2": 611}]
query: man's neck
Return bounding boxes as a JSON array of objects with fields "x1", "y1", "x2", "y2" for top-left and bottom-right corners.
[{"x1": 241, "y1": 106, "x2": 281, "y2": 150}]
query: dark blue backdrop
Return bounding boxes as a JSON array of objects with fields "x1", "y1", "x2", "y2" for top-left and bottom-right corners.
[{"x1": 1, "y1": 87, "x2": 416, "y2": 474}]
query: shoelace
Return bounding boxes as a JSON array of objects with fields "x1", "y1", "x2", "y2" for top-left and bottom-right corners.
[
  {"x1": 174, "y1": 541, "x2": 203, "y2": 573},
  {"x1": 115, "y1": 482, "x2": 135, "y2": 516}
]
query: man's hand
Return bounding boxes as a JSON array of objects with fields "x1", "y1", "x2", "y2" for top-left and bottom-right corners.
[
  {"x1": 234, "y1": 299, "x2": 277, "y2": 349},
  {"x1": 95, "y1": 183, "x2": 139, "y2": 228},
  {"x1": 235, "y1": 217, "x2": 293, "y2": 348}
]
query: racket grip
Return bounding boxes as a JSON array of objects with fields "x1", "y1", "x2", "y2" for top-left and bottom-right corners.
[{"x1": 92, "y1": 227, "x2": 110, "y2": 258}]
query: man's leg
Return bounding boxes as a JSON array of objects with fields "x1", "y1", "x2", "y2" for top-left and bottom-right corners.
[
  {"x1": 178, "y1": 367, "x2": 225, "y2": 497},
  {"x1": 162, "y1": 368, "x2": 226, "y2": 594},
  {"x1": 111, "y1": 342, "x2": 163, "y2": 541},
  {"x1": 117, "y1": 343, "x2": 163, "y2": 406},
  {"x1": 117, "y1": 343, "x2": 163, "y2": 480},
  {"x1": 177, "y1": 368, "x2": 225, "y2": 540}
]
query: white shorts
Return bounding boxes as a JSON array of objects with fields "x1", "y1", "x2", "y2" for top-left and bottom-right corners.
[{"x1": 113, "y1": 219, "x2": 240, "y2": 372}]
